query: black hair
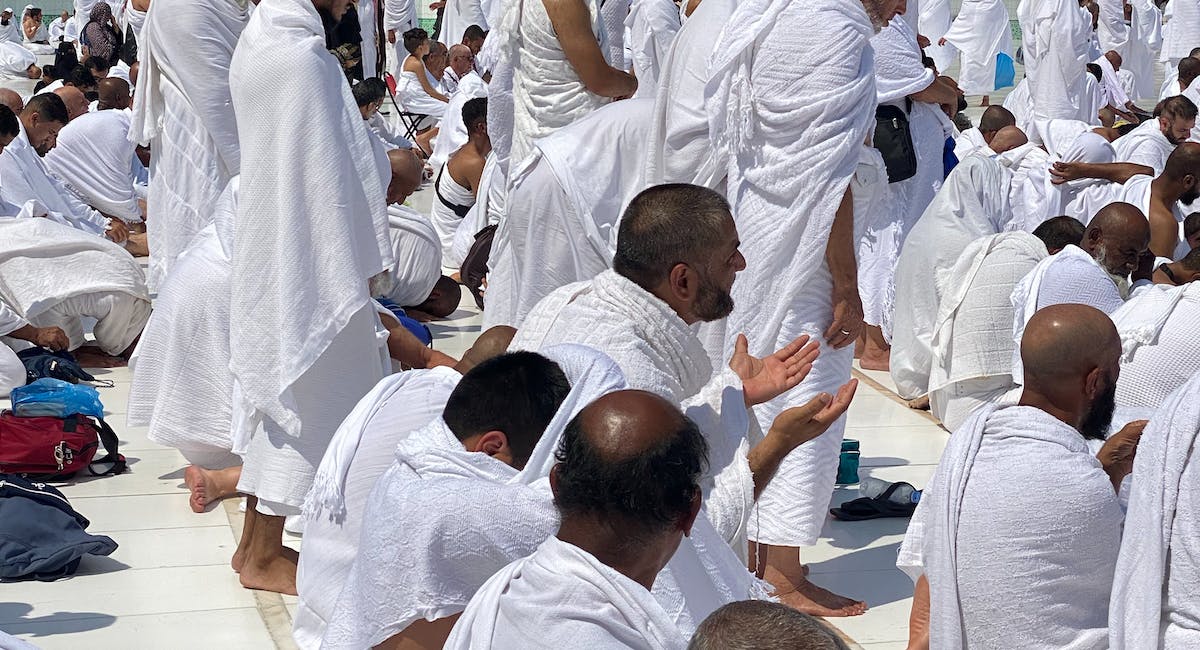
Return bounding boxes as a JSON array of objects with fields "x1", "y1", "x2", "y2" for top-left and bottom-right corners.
[
  {"x1": 0, "y1": 104, "x2": 18, "y2": 138},
  {"x1": 611, "y1": 183, "x2": 732, "y2": 290},
  {"x1": 463, "y1": 24, "x2": 486, "y2": 42},
  {"x1": 442, "y1": 351, "x2": 570, "y2": 469},
  {"x1": 1086, "y1": 63, "x2": 1103, "y2": 83},
  {"x1": 402, "y1": 27, "x2": 428, "y2": 55},
  {"x1": 83, "y1": 57, "x2": 110, "y2": 74},
  {"x1": 462, "y1": 96, "x2": 486, "y2": 130},
  {"x1": 554, "y1": 402, "x2": 708, "y2": 539},
  {"x1": 64, "y1": 64, "x2": 96, "y2": 90},
  {"x1": 1185, "y1": 212, "x2": 1200, "y2": 240},
  {"x1": 352, "y1": 77, "x2": 387, "y2": 107},
  {"x1": 1159, "y1": 94, "x2": 1199, "y2": 122},
  {"x1": 1179, "y1": 245, "x2": 1200, "y2": 272},
  {"x1": 23, "y1": 92, "x2": 68, "y2": 125},
  {"x1": 1033, "y1": 216, "x2": 1086, "y2": 253}
]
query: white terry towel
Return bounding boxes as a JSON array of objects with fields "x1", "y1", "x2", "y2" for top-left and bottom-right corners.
[
  {"x1": 898, "y1": 404, "x2": 1121, "y2": 649},
  {"x1": 890, "y1": 155, "x2": 1014, "y2": 399},
  {"x1": 45, "y1": 109, "x2": 143, "y2": 223},
  {"x1": 0, "y1": 217, "x2": 147, "y2": 322},
  {"x1": 1110, "y1": 372, "x2": 1200, "y2": 649},
  {"x1": 484, "y1": 98, "x2": 653, "y2": 330},
  {"x1": 445, "y1": 536, "x2": 688, "y2": 650},
  {"x1": 928, "y1": 232, "x2": 1047, "y2": 394},
  {"x1": 383, "y1": 204, "x2": 442, "y2": 308},
  {"x1": 127, "y1": 178, "x2": 238, "y2": 459},
  {"x1": 1112, "y1": 284, "x2": 1200, "y2": 411},
  {"x1": 0, "y1": 38, "x2": 32, "y2": 77},
  {"x1": 227, "y1": 0, "x2": 393, "y2": 437}
]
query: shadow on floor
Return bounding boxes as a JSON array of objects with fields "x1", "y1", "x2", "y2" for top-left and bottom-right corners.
[{"x1": 0, "y1": 602, "x2": 117, "y2": 637}]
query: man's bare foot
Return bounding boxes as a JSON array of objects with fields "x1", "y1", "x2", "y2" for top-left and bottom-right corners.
[
  {"x1": 73, "y1": 346, "x2": 128, "y2": 368},
  {"x1": 125, "y1": 232, "x2": 149, "y2": 257},
  {"x1": 773, "y1": 577, "x2": 869, "y2": 617},
  {"x1": 906, "y1": 394, "x2": 931, "y2": 410},
  {"x1": 858, "y1": 351, "x2": 890, "y2": 371},
  {"x1": 980, "y1": 95, "x2": 990, "y2": 107},
  {"x1": 239, "y1": 552, "x2": 299, "y2": 595},
  {"x1": 859, "y1": 325, "x2": 891, "y2": 371},
  {"x1": 184, "y1": 465, "x2": 242, "y2": 513},
  {"x1": 232, "y1": 545, "x2": 297, "y2": 574}
]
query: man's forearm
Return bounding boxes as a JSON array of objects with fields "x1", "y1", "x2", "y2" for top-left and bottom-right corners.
[
  {"x1": 1071, "y1": 162, "x2": 1154, "y2": 184},
  {"x1": 825, "y1": 187, "x2": 857, "y2": 291},
  {"x1": 746, "y1": 433, "x2": 791, "y2": 500}
]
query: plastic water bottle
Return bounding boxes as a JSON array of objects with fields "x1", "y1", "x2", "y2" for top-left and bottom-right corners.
[{"x1": 859, "y1": 477, "x2": 922, "y2": 504}]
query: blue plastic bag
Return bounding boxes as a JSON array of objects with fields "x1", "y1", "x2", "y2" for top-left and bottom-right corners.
[
  {"x1": 995, "y1": 52, "x2": 1016, "y2": 90},
  {"x1": 10, "y1": 379, "x2": 105, "y2": 419}
]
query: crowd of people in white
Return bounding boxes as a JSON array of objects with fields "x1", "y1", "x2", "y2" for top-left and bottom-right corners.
[{"x1": 2, "y1": 0, "x2": 1200, "y2": 647}]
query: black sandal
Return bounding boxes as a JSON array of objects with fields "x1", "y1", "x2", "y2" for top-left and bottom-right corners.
[{"x1": 829, "y1": 481, "x2": 918, "y2": 521}]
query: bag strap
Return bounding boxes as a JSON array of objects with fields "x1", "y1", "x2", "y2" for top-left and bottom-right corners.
[{"x1": 86, "y1": 417, "x2": 127, "y2": 476}]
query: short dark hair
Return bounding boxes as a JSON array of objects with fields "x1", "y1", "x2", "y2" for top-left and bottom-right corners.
[
  {"x1": 402, "y1": 28, "x2": 428, "y2": 55},
  {"x1": 352, "y1": 77, "x2": 387, "y2": 107},
  {"x1": 1178, "y1": 245, "x2": 1200, "y2": 272},
  {"x1": 1185, "y1": 212, "x2": 1200, "y2": 240},
  {"x1": 553, "y1": 402, "x2": 708, "y2": 539},
  {"x1": 1160, "y1": 95, "x2": 1199, "y2": 121},
  {"x1": 23, "y1": 93, "x2": 69, "y2": 126},
  {"x1": 688, "y1": 601, "x2": 851, "y2": 650},
  {"x1": 1033, "y1": 216, "x2": 1086, "y2": 253},
  {"x1": 1180, "y1": 57, "x2": 1200, "y2": 87},
  {"x1": 462, "y1": 96, "x2": 486, "y2": 130},
  {"x1": 1086, "y1": 63, "x2": 1103, "y2": 82},
  {"x1": 612, "y1": 184, "x2": 732, "y2": 290},
  {"x1": 463, "y1": 24, "x2": 486, "y2": 42},
  {"x1": 0, "y1": 104, "x2": 18, "y2": 138},
  {"x1": 978, "y1": 105, "x2": 1017, "y2": 133},
  {"x1": 442, "y1": 351, "x2": 570, "y2": 469},
  {"x1": 63, "y1": 64, "x2": 96, "y2": 90},
  {"x1": 83, "y1": 57, "x2": 109, "y2": 74}
]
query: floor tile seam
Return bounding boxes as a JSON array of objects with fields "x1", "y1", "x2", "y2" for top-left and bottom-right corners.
[{"x1": 1, "y1": 605, "x2": 260, "y2": 627}]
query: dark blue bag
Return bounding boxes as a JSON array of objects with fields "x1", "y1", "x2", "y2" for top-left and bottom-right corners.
[{"x1": 0, "y1": 473, "x2": 118, "y2": 581}]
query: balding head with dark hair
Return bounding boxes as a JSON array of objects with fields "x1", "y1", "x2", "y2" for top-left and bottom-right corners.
[
  {"x1": 1157, "y1": 95, "x2": 1197, "y2": 144},
  {"x1": 978, "y1": 106, "x2": 1017, "y2": 143},
  {"x1": 612, "y1": 184, "x2": 746, "y2": 324},
  {"x1": 688, "y1": 600, "x2": 851, "y2": 650},
  {"x1": 1033, "y1": 216, "x2": 1086, "y2": 255},
  {"x1": 1180, "y1": 57, "x2": 1200, "y2": 89}
]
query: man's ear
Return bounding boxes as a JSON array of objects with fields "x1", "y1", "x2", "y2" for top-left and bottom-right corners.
[
  {"x1": 667, "y1": 262, "x2": 694, "y2": 301},
  {"x1": 679, "y1": 489, "x2": 702, "y2": 537},
  {"x1": 1187, "y1": 270, "x2": 1200, "y2": 282},
  {"x1": 549, "y1": 464, "x2": 561, "y2": 499},
  {"x1": 472, "y1": 430, "x2": 509, "y2": 458},
  {"x1": 1083, "y1": 366, "x2": 1105, "y2": 401}
]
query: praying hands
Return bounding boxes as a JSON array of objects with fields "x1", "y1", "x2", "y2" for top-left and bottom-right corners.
[{"x1": 729, "y1": 333, "x2": 821, "y2": 407}]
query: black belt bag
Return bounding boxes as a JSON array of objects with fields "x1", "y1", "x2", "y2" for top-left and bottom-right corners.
[{"x1": 874, "y1": 101, "x2": 918, "y2": 184}]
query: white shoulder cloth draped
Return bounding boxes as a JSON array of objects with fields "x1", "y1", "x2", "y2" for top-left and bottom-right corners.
[
  {"x1": 227, "y1": 0, "x2": 392, "y2": 436},
  {"x1": 46, "y1": 109, "x2": 143, "y2": 223},
  {"x1": 1110, "y1": 371, "x2": 1200, "y2": 649},
  {"x1": 898, "y1": 405, "x2": 1121, "y2": 650},
  {"x1": 624, "y1": 0, "x2": 680, "y2": 97},
  {"x1": 129, "y1": 0, "x2": 248, "y2": 289}
]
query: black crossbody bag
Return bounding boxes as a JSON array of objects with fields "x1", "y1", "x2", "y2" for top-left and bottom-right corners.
[{"x1": 874, "y1": 98, "x2": 918, "y2": 183}]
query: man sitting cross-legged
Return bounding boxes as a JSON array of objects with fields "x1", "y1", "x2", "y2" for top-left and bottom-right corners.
[{"x1": 900, "y1": 304, "x2": 1143, "y2": 649}]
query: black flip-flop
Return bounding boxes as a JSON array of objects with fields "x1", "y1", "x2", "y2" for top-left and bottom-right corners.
[{"x1": 829, "y1": 482, "x2": 918, "y2": 521}]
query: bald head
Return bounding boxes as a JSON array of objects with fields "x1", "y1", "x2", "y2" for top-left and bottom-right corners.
[
  {"x1": 456, "y1": 326, "x2": 516, "y2": 373},
  {"x1": 554, "y1": 390, "x2": 707, "y2": 542},
  {"x1": 1082, "y1": 202, "x2": 1150, "y2": 275},
  {"x1": 1020, "y1": 304, "x2": 1120, "y2": 439},
  {"x1": 0, "y1": 88, "x2": 23, "y2": 114},
  {"x1": 978, "y1": 105, "x2": 1016, "y2": 138},
  {"x1": 988, "y1": 126, "x2": 1028, "y2": 154},
  {"x1": 1164, "y1": 141, "x2": 1200, "y2": 184},
  {"x1": 448, "y1": 43, "x2": 474, "y2": 76},
  {"x1": 97, "y1": 77, "x2": 130, "y2": 110},
  {"x1": 52, "y1": 86, "x2": 88, "y2": 121},
  {"x1": 386, "y1": 148, "x2": 423, "y2": 204}
]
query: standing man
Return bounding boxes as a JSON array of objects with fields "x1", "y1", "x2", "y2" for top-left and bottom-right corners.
[
  {"x1": 1017, "y1": 0, "x2": 1093, "y2": 122},
  {"x1": 129, "y1": 0, "x2": 250, "y2": 289},
  {"x1": 706, "y1": 0, "x2": 898, "y2": 616},
  {"x1": 384, "y1": 0, "x2": 416, "y2": 74},
  {"x1": 227, "y1": 0, "x2": 393, "y2": 594}
]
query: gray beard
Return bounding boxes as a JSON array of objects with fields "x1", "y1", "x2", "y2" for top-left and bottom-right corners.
[{"x1": 860, "y1": 0, "x2": 890, "y2": 31}]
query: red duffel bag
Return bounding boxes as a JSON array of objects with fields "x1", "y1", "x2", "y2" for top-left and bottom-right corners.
[{"x1": 0, "y1": 410, "x2": 126, "y2": 480}]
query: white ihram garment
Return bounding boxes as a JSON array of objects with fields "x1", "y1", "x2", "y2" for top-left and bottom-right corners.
[
  {"x1": 382, "y1": 204, "x2": 442, "y2": 307},
  {"x1": 45, "y1": 109, "x2": 144, "y2": 223},
  {"x1": 0, "y1": 299, "x2": 29, "y2": 398},
  {"x1": 446, "y1": 536, "x2": 688, "y2": 650},
  {"x1": 484, "y1": 98, "x2": 653, "y2": 330},
  {"x1": 0, "y1": 218, "x2": 149, "y2": 355},
  {"x1": 1008, "y1": 125, "x2": 1114, "y2": 232},
  {"x1": 229, "y1": 0, "x2": 392, "y2": 515},
  {"x1": 428, "y1": 71, "x2": 488, "y2": 172},
  {"x1": 0, "y1": 39, "x2": 32, "y2": 77},
  {"x1": 1017, "y1": 0, "x2": 1093, "y2": 121},
  {"x1": 891, "y1": 155, "x2": 1014, "y2": 400},
  {"x1": 641, "y1": 0, "x2": 733, "y2": 189},
  {"x1": 1126, "y1": 0, "x2": 1162, "y2": 101},
  {"x1": 1096, "y1": 0, "x2": 1129, "y2": 55},
  {"x1": 292, "y1": 366, "x2": 460, "y2": 650},
  {"x1": 1110, "y1": 372, "x2": 1200, "y2": 649},
  {"x1": 706, "y1": 0, "x2": 875, "y2": 546},
  {"x1": 624, "y1": 0, "x2": 679, "y2": 97},
  {"x1": 129, "y1": 0, "x2": 248, "y2": 289},
  {"x1": 396, "y1": 67, "x2": 447, "y2": 117},
  {"x1": 0, "y1": 123, "x2": 108, "y2": 237},
  {"x1": 897, "y1": 405, "x2": 1121, "y2": 650},
  {"x1": 862, "y1": 17, "x2": 947, "y2": 338},
  {"x1": 429, "y1": 163, "x2": 476, "y2": 261},
  {"x1": 127, "y1": 178, "x2": 240, "y2": 470},
  {"x1": 942, "y1": 0, "x2": 1014, "y2": 96},
  {"x1": 927, "y1": 233, "x2": 1046, "y2": 430},
  {"x1": 1113, "y1": 118, "x2": 1176, "y2": 174},
  {"x1": 919, "y1": 0, "x2": 954, "y2": 72},
  {"x1": 1111, "y1": 283, "x2": 1200, "y2": 411},
  {"x1": 439, "y1": 0, "x2": 487, "y2": 47}
]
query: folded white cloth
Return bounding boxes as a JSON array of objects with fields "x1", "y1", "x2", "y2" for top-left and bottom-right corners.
[
  {"x1": 898, "y1": 405, "x2": 1121, "y2": 649},
  {"x1": 1109, "y1": 372, "x2": 1200, "y2": 649}
]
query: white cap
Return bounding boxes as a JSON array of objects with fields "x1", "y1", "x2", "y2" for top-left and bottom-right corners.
[{"x1": 2, "y1": 8, "x2": 12, "y2": 13}]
